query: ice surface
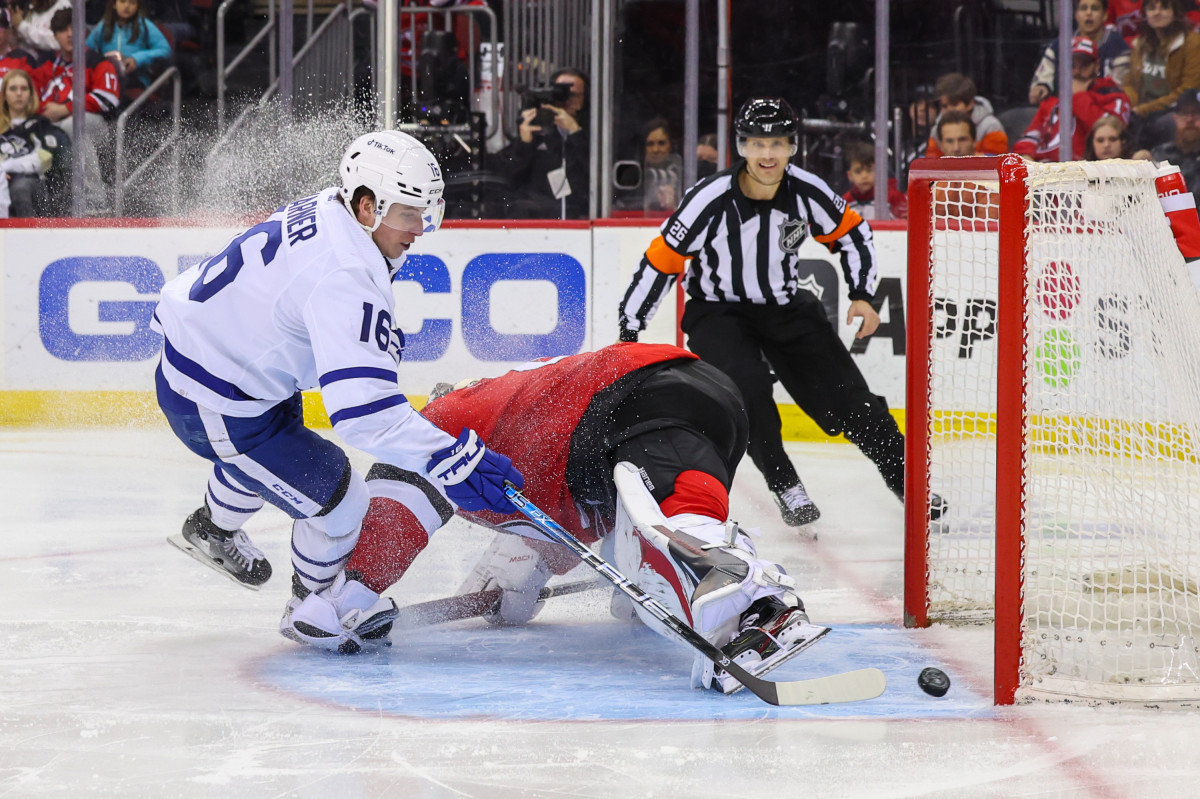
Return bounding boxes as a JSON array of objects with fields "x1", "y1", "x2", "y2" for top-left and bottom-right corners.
[{"x1": 2, "y1": 428, "x2": 1198, "y2": 797}]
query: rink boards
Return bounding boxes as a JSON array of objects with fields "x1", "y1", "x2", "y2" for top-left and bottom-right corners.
[{"x1": 0, "y1": 219, "x2": 911, "y2": 432}]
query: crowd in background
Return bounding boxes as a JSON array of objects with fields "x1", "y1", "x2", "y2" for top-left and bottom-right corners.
[
  {"x1": 0, "y1": 0, "x2": 188, "y2": 216},
  {"x1": 2, "y1": 0, "x2": 1199, "y2": 220},
  {"x1": 843, "y1": 0, "x2": 1200, "y2": 219}
]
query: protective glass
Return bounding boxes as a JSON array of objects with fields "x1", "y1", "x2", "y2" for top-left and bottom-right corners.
[
  {"x1": 379, "y1": 198, "x2": 445, "y2": 234},
  {"x1": 737, "y1": 137, "x2": 798, "y2": 159}
]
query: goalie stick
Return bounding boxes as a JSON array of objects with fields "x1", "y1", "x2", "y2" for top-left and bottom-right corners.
[
  {"x1": 503, "y1": 482, "x2": 887, "y2": 707},
  {"x1": 392, "y1": 578, "x2": 606, "y2": 630}
]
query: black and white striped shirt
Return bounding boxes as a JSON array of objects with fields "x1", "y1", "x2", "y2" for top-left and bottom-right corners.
[{"x1": 618, "y1": 162, "x2": 879, "y2": 332}]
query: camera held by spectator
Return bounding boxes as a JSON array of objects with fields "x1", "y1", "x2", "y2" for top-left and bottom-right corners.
[{"x1": 519, "y1": 83, "x2": 572, "y2": 131}]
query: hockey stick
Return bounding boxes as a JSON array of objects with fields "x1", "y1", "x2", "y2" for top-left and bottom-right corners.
[
  {"x1": 392, "y1": 578, "x2": 606, "y2": 630},
  {"x1": 503, "y1": 482, "x2": 887, "y2": 707}
]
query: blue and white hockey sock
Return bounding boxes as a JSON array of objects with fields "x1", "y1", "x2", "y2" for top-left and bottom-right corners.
[{"x1": 206, "y1": 465, "x2": 265, "y2": 531}]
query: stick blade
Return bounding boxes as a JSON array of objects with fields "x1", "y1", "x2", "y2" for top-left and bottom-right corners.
[{"x1": 773, "y1": 667, "x2": 887, "y2": 706}]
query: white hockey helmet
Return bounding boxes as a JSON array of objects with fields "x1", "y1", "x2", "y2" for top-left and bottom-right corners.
[{"x1": 339, "y1": 130, "x2": 446, "y2": 234}]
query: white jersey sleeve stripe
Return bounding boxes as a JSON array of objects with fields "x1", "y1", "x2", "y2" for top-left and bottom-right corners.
[
  {"x1": 328, "y1": 394, "x2": 410, "y2": 427},
  {"x1": 318, "y1": 366, "x2": 398, "y2": 387}
]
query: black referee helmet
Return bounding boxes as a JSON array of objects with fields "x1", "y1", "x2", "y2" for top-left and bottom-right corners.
[{"x1": 734, "y1": 97, "x2": 799, "y2": 156}]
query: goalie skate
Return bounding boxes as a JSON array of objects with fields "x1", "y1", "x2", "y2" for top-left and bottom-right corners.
[
  {"x1": 711, "y1": 596, "x2": 831, "y2": 695},
  {"x1": 279, "y1": 571, "x2": 398, "y2": 654},
  {"x1": 167, "y1": 505, "x2": 272, "y2": 589}
]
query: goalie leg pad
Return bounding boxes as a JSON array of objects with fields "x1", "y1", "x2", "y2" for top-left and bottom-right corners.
[
  {"x1": 456, "y1": 533, "x2": 553, "y2": 626},
  {"x1": 343, "y1": 465, "x2": 454, "y2": 594},
  {"x1": 611, "y1": 462, "x2": 803, "y2": 688}
]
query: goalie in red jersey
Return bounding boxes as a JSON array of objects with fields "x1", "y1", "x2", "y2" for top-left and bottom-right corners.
[{"x1": 341, "y1": 343, "x2": 827, "y2": 693}]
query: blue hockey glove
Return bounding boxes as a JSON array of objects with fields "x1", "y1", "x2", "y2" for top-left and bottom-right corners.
[{"x1": 428, "y1": 428, "x2": 524, "y2": 513}]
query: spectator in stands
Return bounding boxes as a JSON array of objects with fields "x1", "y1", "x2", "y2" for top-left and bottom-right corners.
[
  {"x1": 1133, "y1": 88, "x2": 1200, "y2": 197},
  {"x1": 1109, "y1": 0, "x2": 1200, "y2": 45},
  {"x1": 1016, "y1": 36, "x2": 1132, "y2": 161},
  {"x1": 10, "y1": 0, "x2": 71, "y2": 53},
  {"x1": 924, "y1": 73, "x2": 1008, "y2": 158},
  {"x1": 87, "y1": 0, "x2": 172, "y2": 91},
  {"x1": 496, "y1": 67, "x2": 588, "y2": 219},
  {"x1": 1029, "y1": 0, "x2": 1132, "y2": 105},
  {"x1": 0, "y1": 9, "x2": 40, "y2": 83},
  {"x1": 933, "y1": 109, "x2": 978, "y2": 157},
  {"x1": 0, "y1": 68, "x2": 69, "y2": 216},
  {"x1": 639, "y1": 117, "x2": 681, "y2": 213},
  {"x1": 1086, "y1": 114, "x2": 1136, "y2": 158},
  {"x1": 903, "y1": 83, "x2": 938, "y2": 168},
  {"x1": 697, "y1": 132, "x2": 718, "y2": 178},
  {"x1": 37, "y1": 8, "x2": 119, "y2": 214},
  {"x1": 842, "y1": 140, "x2": 907, "y2": 218},
  {"x1": 1124, "y1": 0, "x2": 1200, "y2": 148}
]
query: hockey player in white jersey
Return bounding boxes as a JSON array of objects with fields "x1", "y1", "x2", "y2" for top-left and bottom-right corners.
[{"x1": 153, "y1": 129, "x2": 523, "y2": 653}]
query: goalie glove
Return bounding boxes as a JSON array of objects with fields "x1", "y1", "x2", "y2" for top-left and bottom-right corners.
[{"x1": 456, "y1": 532, "x2": 553, "y2": 625}]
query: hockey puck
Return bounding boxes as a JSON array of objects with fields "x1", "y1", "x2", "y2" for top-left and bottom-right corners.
[{"x1": 918, "y1": 667, "x2": 951, "y2": 697}]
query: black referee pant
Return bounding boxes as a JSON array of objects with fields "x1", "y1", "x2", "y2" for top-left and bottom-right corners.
[{"x1": 681, "y1": 296, "x2": 905, "y2": 498}]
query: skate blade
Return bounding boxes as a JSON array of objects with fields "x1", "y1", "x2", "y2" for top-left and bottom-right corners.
[
  {"x1": 167, "y1": 534, "x2": 262, "y2": 591},
  {"x1": 794, "y1": 521, "x2": 819, "y2": 541},
  {"x1": 717, "y1": 623, "x2": 832, "y2": 695}
]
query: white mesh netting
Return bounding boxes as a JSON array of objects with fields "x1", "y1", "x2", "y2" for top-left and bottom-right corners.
[{"x1": 923, "y1": 160, "x2": 1200, "y2": 702}]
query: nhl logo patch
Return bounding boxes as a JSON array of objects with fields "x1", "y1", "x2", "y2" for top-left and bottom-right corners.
[{"x1": 779, "y1": 219, "x2": 808, "y2": 253}]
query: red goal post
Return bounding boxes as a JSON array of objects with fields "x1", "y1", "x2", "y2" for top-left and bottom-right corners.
[
  {"x1": 905, "y1": 154, "x2": 1200, "y2": 706},
  {"x1": 905, "y1": 155, "x2": 1025, "y2": 704}
]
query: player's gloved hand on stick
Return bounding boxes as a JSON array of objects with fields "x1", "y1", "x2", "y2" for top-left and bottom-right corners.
[{"x1": 428, "y1": 428, "x2": 524, "y2": 513}]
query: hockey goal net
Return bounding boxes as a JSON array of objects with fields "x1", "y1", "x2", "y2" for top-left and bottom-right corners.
[{"x1": 905, "y1": 155, "x2": 1200, "y2": 705}]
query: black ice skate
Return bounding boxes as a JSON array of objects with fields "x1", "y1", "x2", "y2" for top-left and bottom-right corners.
[
  {"x1": 168, "y1": 505, "x2": 272, "y2": 589},
  {"x1": 711, "y1": 596, "x2": 831, "y2": 695},
  {"x1": 774, "y1": 481, "x2": 821, "y2": 527}
]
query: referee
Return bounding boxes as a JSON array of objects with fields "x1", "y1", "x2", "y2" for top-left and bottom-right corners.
[{"x1": 619, "y1": 97, "x2": 934, "y2": 527}]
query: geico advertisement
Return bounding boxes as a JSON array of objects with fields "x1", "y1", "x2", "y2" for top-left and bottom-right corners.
[{"x1": 2, "y1": 224, "x2": 909, "y2": 403}]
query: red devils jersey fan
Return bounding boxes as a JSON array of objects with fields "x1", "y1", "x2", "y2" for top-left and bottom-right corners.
[
  {"x1": 343, "y1": 343, "x2": 828, "y2": 693},
  {"x1": 32, "y1": 8, "x2": 119, "y2": 119},
  {"x1": 618, "y1": 96, "x2": 938, "y2": 529},
  {"x1": 1014, "y1": 37, "x2": 1131, "y2": 162},
  {"x1": 34, "y1": 49, "x2": 119, "y2": 116}
]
